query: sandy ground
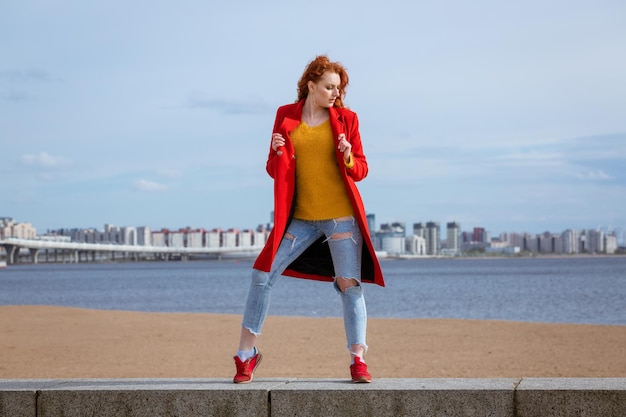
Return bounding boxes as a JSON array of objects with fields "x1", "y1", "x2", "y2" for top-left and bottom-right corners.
[{"x1": 0, "y1": 305, "x2": 624, "y2": 380}]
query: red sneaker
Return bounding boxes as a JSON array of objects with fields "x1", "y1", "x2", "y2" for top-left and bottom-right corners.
[
  {"x1": 350, "y1": 356, "x2": 372, "y2": 383},
  {"x1": 233, "y1": 350, "x2": 262, "y2": 384}
]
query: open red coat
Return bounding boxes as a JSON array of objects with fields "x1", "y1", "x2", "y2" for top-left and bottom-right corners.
[{"x1": 252, "y1": 100, "x2": 385, "y2": 287}]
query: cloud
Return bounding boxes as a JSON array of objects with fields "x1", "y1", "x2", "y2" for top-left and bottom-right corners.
[
  {"x1": 576, "y1": 170, "x2": 614, "y2": 181},
  {"x1": 20, "y1": 152, "x2": 70, "y2": 168},
  {"x1": 0, "y1": 90, "x2": 32, "y2": 102},
  {"x1": 185, "y1": 94, "x2": 271, "y2": 115},
  {"x1": 0, "y1": 68, "x2": 56, "y2": 83},
  {"x1": 0, "y1": 69, "x2": 59, "y2": 102},
  {"x1": 133, "y1": 179, "x2": 168, "y2": 192}
]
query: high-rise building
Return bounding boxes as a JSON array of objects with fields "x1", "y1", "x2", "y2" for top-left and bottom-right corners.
[
  {"x1": 562, "y1": 229, "x2": 579, "y2": 254},
  {"x1": 539, "y1": 232, "x2": 562, "y2": 253},
  {"x1": 605, "y1": 234, "x2": 618, "y2": 254},
  {"x1": 425, "y1": 221, "x2": 440, "y2": 256},
  {"x1": 0, "y1": 218, "x2": 37, "y2": 240},
  {"x1": 136, "y1": 226, "x2": 152, "y2": 246},
  {"x1": 446, "y1": 222, "x2": 461, "y2": 254},
  {"x1": 413, "y1": 222, "x2": 426, "y2": 238},
  {"x1": 366, "y1": 213, "x2": 376, "y2": 239},
  {"x1": 473, "y1": 227, "x2": 487, "y2": 243},
  {"x1": 584, "y1": 229, "x2": 605, "y2": 253}
]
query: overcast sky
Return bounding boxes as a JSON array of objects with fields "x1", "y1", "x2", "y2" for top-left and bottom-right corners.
[{"x1": 1, "y1": 0, "x2": 625, "y2": 238}]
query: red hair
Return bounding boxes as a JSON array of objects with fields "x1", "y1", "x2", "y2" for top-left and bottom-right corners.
[{"x1": 296, "y1": 55, "x2": 349, "y2": 108}]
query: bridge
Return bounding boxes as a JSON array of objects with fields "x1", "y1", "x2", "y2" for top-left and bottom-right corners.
[{"x1": 0, "y1": 237, "x2": 263, "y2": 265}]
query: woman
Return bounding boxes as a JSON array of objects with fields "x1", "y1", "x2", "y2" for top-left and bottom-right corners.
[{"x1": 233, "y1": 55, "x2": 385, "y2": 384}]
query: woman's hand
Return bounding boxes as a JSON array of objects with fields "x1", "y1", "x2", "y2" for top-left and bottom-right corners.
[
  {"x1": 271, "y1": 133, "x2": 285, "y2": 152},
  {"x1": 337, "y1": 133, "x2": 352, "y2": 161}
]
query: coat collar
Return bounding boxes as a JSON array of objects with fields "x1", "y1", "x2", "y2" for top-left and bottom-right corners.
[{"x1": 281, "y1": 100, "x2": 345, "y2": 135}]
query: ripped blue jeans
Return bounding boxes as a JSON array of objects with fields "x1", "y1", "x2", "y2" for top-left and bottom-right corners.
[{"x1": 242, "y1": 217, "x2": 367, "y2": 352}]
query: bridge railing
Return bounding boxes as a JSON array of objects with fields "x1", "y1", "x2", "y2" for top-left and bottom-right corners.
[
  {"x1": 0, "y1": 238, "x2": 264, "y2": 264},
  {"x1": 0, "y1": 237, "x2": 264, "y2": 254}
]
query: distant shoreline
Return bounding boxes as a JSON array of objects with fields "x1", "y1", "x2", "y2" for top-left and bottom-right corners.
[
  {"x1": 2, "y1": 252, "x2": 625, "y2": 266},
  {"x1": 380, "y1": 252, "x2": 626, "y2": 260}
]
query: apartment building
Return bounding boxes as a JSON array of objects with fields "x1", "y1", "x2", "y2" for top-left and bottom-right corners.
[{"x1": 0, "y1": 217, "x2": 37, "y2": 240}]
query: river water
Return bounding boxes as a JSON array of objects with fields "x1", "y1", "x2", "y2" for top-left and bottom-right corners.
[{"x1": 1, "y1": 256, "x2": 624, "y2": 325}]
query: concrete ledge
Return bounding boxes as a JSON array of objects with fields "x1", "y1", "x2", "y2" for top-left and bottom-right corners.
[
  {"x1": 1, "y1": 378, "x2": 624, "y2": 417},
  {"x1": 516, "y1": 378, "x2": 626, "y2": 417},
  {"x1": 271, "y1": 378, "x2": 517, "y2": 417}
]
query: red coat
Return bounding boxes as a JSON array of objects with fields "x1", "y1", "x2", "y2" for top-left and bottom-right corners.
[{"x1": 252, "y1": 100, "x2": 385, "y2": 287}]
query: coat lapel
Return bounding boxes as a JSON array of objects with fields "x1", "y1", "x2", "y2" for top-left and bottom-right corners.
[
  {"x1": 328, "y1": 107, "x2": 345, "y2": 139},
  {"x1": 280, "y1": 118, "x2": 300, "y2": 136},
  {"x1": 329, "y1": 107, "x2": 348, "y2": 168},
  {"x1": 280, "y1": 100, "x2": 305, "y2": 137}
]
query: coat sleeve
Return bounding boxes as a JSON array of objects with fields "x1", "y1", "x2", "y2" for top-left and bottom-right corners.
[
  {"x1": 345, "y1": 112, "x2": 368, "y2": 182},
  {"x1": 265, "y1": 107, "x2": 284, "y2": 179}
]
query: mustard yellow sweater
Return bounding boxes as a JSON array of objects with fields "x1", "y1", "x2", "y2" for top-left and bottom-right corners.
[{"x1": 291, "y1": 120, "x2": 354, "y2": 220}]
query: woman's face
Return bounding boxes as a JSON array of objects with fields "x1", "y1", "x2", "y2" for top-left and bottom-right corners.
[{"x1": 308, "y1": 72, "x2": 341, "y2": 108}]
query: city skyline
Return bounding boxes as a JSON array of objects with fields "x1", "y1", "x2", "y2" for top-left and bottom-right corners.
[
  {"x1": 3, "y1": 214, "x2": 624, "y2": 246},
  {"x1": 3, "y1": 216, "x2": 622, "y2": 261},
  {"x1": 2, "y1": 1, "x2": 625, "y2": 236}
]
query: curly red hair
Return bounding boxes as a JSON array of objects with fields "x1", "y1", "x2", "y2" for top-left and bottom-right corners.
[{"x1": 296, "y1": 55, "x2": 349, "y2": 108}]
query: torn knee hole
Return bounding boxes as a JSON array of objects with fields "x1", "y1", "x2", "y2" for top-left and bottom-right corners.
[
  {"x1": 284, "y1": 232, "x2": 296, "y2": 240},
  {"x1": 336, "y1": 277, "x2": 359, "y2": 292}
]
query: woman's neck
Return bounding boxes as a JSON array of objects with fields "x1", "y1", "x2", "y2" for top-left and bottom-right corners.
[{"x1": 302, "y1": 98, "x2": 329, "y2": 127}]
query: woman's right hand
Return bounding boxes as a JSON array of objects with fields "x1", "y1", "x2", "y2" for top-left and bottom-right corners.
[{"x1": 271, "y1": 133, "x2": 285, "y2": 151}]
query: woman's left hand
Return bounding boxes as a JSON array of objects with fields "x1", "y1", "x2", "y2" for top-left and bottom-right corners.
[{"x1": 337, "y1": 134, "x2": 352, "y2": 161}]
